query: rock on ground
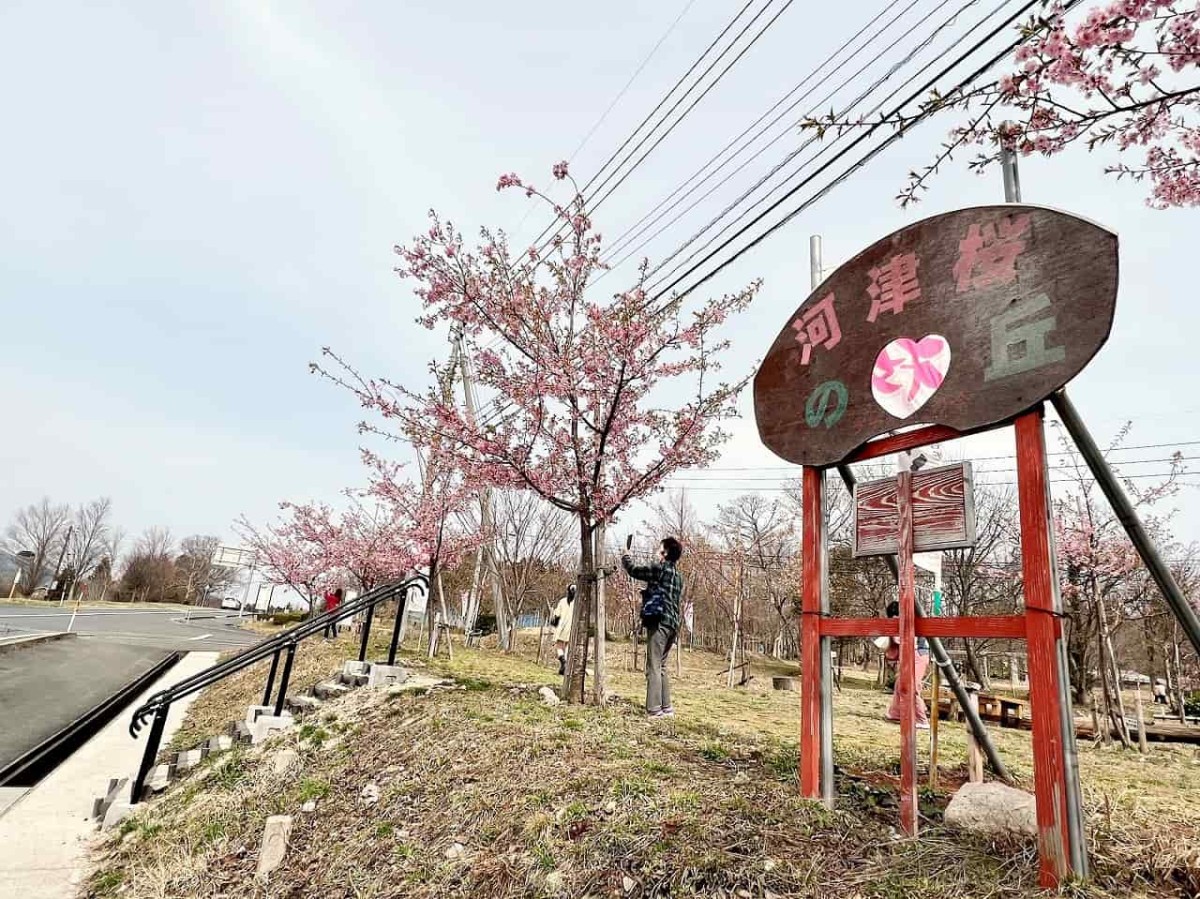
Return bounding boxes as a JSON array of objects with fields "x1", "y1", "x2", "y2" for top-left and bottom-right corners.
[
  {"x1": 256, "y1": 815, "x2": 293, "y2": 877},
  {"x1": 538, "y1": 686, "x2": 560, "y2": 706},
  {"x1": 944, "y1": 781, "x2": 1037, "y2": 839}
]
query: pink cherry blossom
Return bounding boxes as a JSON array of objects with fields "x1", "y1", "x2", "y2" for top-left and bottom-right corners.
[{"x1": 842, "y1": 0, "x2": 1200, "y2": 207}]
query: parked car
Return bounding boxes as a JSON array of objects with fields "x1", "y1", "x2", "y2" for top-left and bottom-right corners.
[{"x1": 220, "y1": 597, "x2": 241, "y2": 611}]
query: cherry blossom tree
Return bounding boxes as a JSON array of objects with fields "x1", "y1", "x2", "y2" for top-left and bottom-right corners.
[
  {"x1": 238, "y1": 448, "x2": 475, "y2": 633},
  {"x1": 807, "y1": 1, "x2": 1200, "y2": 207},
  {"x1": 1053, "y1": 423, "x2": 1186, "y2": 748},
  {"x1": 316, "y1": 163, "x2": 759, "y2": 702}
]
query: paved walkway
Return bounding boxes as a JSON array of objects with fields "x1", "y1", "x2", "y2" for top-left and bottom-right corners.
[
  {"x1": 0, "y1": 636, "x2": 170, "y2": 770},
  {"x1": 0, "y1": 651, "x2": 218, "y2": 899}
]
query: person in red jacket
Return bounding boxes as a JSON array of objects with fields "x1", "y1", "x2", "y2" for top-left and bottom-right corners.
[{"x1": 323, "y1": 587, "x2": 343, "y2": 639}]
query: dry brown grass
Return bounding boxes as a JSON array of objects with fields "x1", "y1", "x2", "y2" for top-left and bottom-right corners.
[{"x1": 94, "y1": 635, "x2": 1199, "y2": 898}]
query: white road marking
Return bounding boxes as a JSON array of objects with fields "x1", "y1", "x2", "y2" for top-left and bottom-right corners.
[{"x1": 189, "y1": 633, "x2": 214, "y2": 641}]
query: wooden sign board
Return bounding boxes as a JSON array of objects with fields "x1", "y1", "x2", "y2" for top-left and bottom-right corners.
[
  {"x1": 754, "y1": 205, "x2": 1118, "y2": 467},
  {"x1": 853, "y1": 462, "x2": 976, "y2": 557}
]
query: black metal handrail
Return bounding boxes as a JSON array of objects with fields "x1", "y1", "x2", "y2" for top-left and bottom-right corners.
[{"x1": 127, "y1": 573, "x2": 426, "y2": 802}]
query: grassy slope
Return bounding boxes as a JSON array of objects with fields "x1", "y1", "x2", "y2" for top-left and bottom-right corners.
[{"x1": 88, "y1": 635, "x2": 1199, "y2": 898}]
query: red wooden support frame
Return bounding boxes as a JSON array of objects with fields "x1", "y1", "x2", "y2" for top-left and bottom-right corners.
[
  {"x1": 1015, "y1": 407, "x2": 1074, "y2": 887},
  {"x1": 795, "y1": 407, "x2": 1084, "y2": 882},
  {"x1": 895, "y1": 470, "x2": 919, "y2": 835},
  {"x1": 819, "y1": 615, "x2": 1026, "y2": 640},
  {"x1": 800, "y1": 466, "x2": 824, "y2": 799}
]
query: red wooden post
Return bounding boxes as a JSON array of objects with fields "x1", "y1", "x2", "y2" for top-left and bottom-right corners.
[
  {"x1": 800, "y1": 466, "x2": 824, "y2": 799},
  {"x1": 1015, "y1": 407, "x2": 1074, "y2": 887},
  {"x1": 895, "y1": 469, "x2": 919, "y2": 836}
]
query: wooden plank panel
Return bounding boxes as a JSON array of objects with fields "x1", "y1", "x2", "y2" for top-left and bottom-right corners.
[
  {"x1": 896, "y1": 471, "x2": 919, "y2": 836},
  {"x1": 1015, "y1": 408, "x2": 1072, "y2": 887},
  {"x1": 854, "y1": 463, "x2": 976, "y2": 556},
  {"x1": 799, "y1": 466, "x2": 824, "y2": 799},
  {"x1": 754, "y1": 206, "x2": 1119, "y2": 467}
]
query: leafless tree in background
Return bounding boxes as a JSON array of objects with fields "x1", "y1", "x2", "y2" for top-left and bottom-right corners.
[
  {"x1": 176, "y1": 534, "x2": 235, "y2": 605},
  {"x1": 135, "y1": 526, "x2": 174, "y2": 559},
  {"x1": 490, "y1": 492, "x2": 574, "y2": 647},
  {"x1": 68, "y1": 497, "x2": 114, "y2": 587},
  {"x1": 4, "y1": 498, "x2": 70, "y2": 595},
  {"x1": 942, "y1": 486, "x2": 1021, "y2": 690}
]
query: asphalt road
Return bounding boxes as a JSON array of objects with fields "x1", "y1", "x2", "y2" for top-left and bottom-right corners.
[
  {"x1": 0, "y1": 638, "x2": 171, "y2": 773},
  {"x1": 0, "y1": 604, "x2": 263, "y2": 652}
]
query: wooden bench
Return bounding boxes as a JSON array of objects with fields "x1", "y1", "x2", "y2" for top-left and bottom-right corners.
[{"x1": 925, "y1": 693, "x2": 1026, "y2": 727}]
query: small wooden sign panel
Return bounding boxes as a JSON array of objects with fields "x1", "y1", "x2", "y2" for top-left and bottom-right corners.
[{"x1": 853, "y1": 461, "x2": 976, "y2": 557}]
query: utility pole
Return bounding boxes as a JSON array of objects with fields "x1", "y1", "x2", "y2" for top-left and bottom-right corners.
[
  {"x1": 1000, "y1": 133, "x2": 1088, "y2": 879},
  {"x1": 453, "y1": 334, "x2": 508, "y2": 647},
  {"x1": 53, "y1": 524, "x2": 73, "y2": 605}
]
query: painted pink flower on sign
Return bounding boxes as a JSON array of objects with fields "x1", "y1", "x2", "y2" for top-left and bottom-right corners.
[{"x1": 871, "y1": 335, "x2": 952, "y2": 419}]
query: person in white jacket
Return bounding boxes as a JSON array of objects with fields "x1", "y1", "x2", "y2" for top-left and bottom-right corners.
[{"x1": 550, "y1": 585, "x2": 576, "y2": 676}]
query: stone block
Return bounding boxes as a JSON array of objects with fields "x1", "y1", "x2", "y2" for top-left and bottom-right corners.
[
  {"x1": 271, "y1": 748, "x2": 299, "y2": 775},
  {"x1": 286, "y1": 694, "x2": 323, "y2": 714},
  {"x1": 944, "y1": 782, "x2": 1037, "y2": 839},
  {"x1": 366, "y1": 664, "x2": 408, "y2": 689},
  {"x1": 313, "y1": 681, "x2": 351, "y2": 701},
  {"x1": 231, "y1": 721, "x2": 253, "y2": 744},
  {"x1": 101, "y1": 800, "x2": 133, "y2": 830},
  {"x1": 256, "y1": 815, "x2": 293, "y2": 878},
  {"x1": 175, "y1": 749, "x2": 204, "y2": 772},
  {"x1": 206, "y1": 734, "x2": 234, "y2": 754},
  {"x1": 245, "y1": 704, "x2": 275, "y2": 725},
  {"x1": 146, "y1": 763, "x2": 172, "y2": 794},
  {"x1": 340, "y1": 660, "x2": 370, "y2": 685},
  {"x1": 538, "y1": 686, "x2": 561, "y2": 706},
  {"x1": 249, "y1": 713, "x2": 295, "y2": 745},
  {"x1": 92, "y1": 776, "x2": 128, "y2": 821}
]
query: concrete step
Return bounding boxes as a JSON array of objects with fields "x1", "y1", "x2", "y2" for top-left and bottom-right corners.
[
  {"x1": 229, "y1": 720, "x2": 253, "y2": 745},
  {"x1": 285, "y1": 694, "x2": 323, "y2": 714},
  {"x1": 144, "y1": 763, "x2": 173, "y2": 795},
  {"x1": 175, "y1": 748, "x2": 204, "y2": 773},
  {"x1": 339, "y1": 660, "x2": 371, "y2": 686},
  {"x1": 313, "y1": 681, "x2": 352, "y2": 701}
]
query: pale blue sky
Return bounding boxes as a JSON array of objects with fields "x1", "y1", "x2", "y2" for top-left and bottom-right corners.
[{"x1": 2, "y1": 0, "x2": 1196, "y2": 549}]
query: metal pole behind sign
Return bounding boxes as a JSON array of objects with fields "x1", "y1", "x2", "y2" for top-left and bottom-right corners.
[
  {"x1": 811, "y1": 236, "x2": 835, "y2": 805},
  {"x1": 1000, "y1": 144, "x2": 1086, "y2": 881}
]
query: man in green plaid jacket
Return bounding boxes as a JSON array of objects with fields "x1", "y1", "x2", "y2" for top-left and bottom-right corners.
[{"x1": 621, "y1": 537, "x2": 684, "y2": 718}]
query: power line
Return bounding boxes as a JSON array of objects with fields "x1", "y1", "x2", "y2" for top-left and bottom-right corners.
[
  {"x1": 655, "y1": 441, "x2": 1200, "y2": 473},
  {"x1": 582, "y1": 0, "x2": 797, "y2": 221},
  {"x1": 510, "y1": 0, "x2": 698, "y2": 240},
  {"x1": 527, "y1": 0, "x2": 796, "y2": 262},
  {"x1": 665, "y1": 455, "x2": 1200, "y2": 482},
  {"x1": 567, "y1": 0, "x2": 699, "y2": 165},
  {"x1": 598, "y1": 0, "x2": 949, "y2": 274},
  {"x1": 521, "y1": 0, "x2": 759, "y2": 255},
  {"x1": 645, "y1": 0, "x2": 1069, "y2": 308},
  {"x1": 658, "y1": 472, "x2": 1200, "y2": 492}
]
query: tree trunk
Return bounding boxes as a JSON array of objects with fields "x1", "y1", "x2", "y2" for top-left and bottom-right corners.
[
  {"x1": 593, "y1": 521, "x2": 607, "y2": 705},
  {"x1": 488, "y1": 546, "x2": 510, "y2": 651},
  {"x1": 964, "y1": 640, "x2": 992, "y2": 690},
  {"x1": 1096, "y1": 596, "x2": 1132, "y2": 748},
  {"x1": 564, "y1": 516, "x2": 594, "y2": 703},
  {"x1": 1173, "y1": 632, "x2": 1187, "y2": 724},
  {"x1": 425, "y1": 557, "x2": 442, "y2": 658}
]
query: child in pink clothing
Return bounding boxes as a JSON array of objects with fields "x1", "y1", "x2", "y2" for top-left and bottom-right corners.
[{"x1": 883, "y1": 600, "x2": 931, "y2": 728}]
